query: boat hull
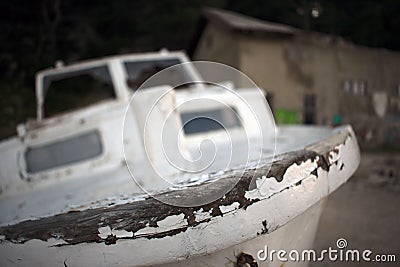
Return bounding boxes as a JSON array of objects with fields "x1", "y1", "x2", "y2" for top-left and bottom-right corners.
[{"x1": 0, "y1": 125, "x2": 360, "y2": 266}]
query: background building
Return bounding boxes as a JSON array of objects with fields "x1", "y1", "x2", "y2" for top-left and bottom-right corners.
[{"x1": 191, "y1": 7, "x2": 400, "y2": 148}]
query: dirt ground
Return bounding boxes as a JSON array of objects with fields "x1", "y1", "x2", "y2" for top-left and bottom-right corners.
[{"x1": 311, "y1": 152, "x2": 400, "y2": 267}]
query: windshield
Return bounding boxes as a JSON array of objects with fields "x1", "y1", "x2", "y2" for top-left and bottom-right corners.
[
  {"x1": 42, "y1": 65, "x2": 115, "y2": 117},
  {"x1": 124, "y1": 59, "x2": 192, "y2": 90}
]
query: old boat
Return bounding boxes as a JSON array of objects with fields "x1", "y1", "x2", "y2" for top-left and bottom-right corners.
[{"x1": 0, "y1": 50, "x2": 360, "y2": 266}]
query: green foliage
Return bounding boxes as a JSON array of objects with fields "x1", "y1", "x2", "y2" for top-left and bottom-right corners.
[{"x1": 275, "y1": 109, "x2": 301, "y2": 124}]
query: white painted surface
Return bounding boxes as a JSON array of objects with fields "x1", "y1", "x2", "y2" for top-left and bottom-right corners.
[
  {"x1": 0, "y1": 126, "x2": 360, "y2": 266},
  {"x1": 160, "y1": 200, "x2": 326, "y2": 267},
  {"x1": 135, "y1": 214, "x2": 188, "y2": 237}
]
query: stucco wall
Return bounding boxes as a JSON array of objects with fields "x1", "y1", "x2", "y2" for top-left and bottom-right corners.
[
  {"x1": 239, "y1": 36, "x2": 303, "y2": 112},
  {"x1": 193, "y1": 24, "x2": 242, "y2": 87},
  {"x1": 332, "y1": 44, "x2": 400, "y2": 147},
  {"x1": 193, "y1": 24, "x2": 400, "y2": 147}
]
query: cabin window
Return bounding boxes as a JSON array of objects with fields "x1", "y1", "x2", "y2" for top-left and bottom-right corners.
[
  {"x1": 124, "y1": 59, "x2": 191, "y2": 90},
  {"x1": 43, "y1": 65, "x2": 115, "y2": 117},
  {"x1": 181, "y1": 107, "x2": 242, "y2": 135},
  {"x1": 25, "y1": 130, "x2": 103, "y2": 173}
]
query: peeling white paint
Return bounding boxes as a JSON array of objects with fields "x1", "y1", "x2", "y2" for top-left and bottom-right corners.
[
  {"x1": 283, "y1": 158, "x2": 318, "y2": 184},
  {"x1": 327, "y1": 135, "x2": 359, "y2": 193},
  {"x1": 112, "y1": 229, "x2": 134, "y2": 238},
  {"x1": 135, "y1": 214, "x2": 187, "y2": 236},
  {"x1": 255, "y1": 175, "x2": 270, "y2": 196},
  {"x1": 98, "y1": 226, "x2": 134, "y2": 239},
  {"x1": 328, "y1": 144, "x2": 343, "y2": 164},
  {"x1": 98, "y1": 226, "x2": 112, "y2": 239},
  {"x1": 193, "y1": 208, "x2": 212, "y2": 222},
  {"x1": 219, "y1": 202, "x2": 240, "y2": 213},
  {"x1": 245, "y1": 159, "x2": 318, "y2": 200},
  {"x1": 244, "y1": 177, "x2": 271, "y2": 200}
]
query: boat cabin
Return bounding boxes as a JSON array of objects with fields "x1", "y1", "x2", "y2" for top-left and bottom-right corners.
[{"x1": 0, "y1": 50, "x2": 274, "y2": 222}]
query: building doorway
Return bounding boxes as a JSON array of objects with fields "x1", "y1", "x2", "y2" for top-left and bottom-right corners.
[{"x1": 303, "y1": 94, "x2": 316, "y2": 124}]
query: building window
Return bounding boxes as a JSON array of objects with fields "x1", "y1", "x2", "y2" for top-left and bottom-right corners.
[
  {"x1": 343, "y1": 80, "x2": 352, "y2": 93},
  {"x1": 343, "y1": 80, "x2": 369, "y2": 96},
  {"x1": 357, "y1": 80, "x2": 368, "y2": 95}
]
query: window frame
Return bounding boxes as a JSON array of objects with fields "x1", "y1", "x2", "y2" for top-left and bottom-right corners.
[{"x1": 36, "y1": 60, "x2": 124, "y2": 121}]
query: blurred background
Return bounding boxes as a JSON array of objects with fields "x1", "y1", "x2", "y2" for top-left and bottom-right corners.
[{"x1": 1, "y1": 0, "x2": 399, "y2": 265}]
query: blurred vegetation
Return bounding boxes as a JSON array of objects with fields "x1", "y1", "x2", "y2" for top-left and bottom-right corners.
[{"x1": 0, "y1": 0, "x2": 399, "y2": 139}]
